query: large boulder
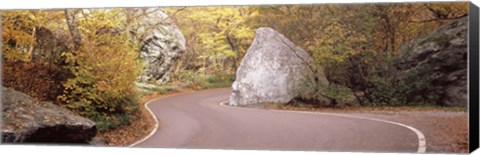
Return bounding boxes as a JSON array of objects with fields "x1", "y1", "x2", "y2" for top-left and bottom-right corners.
[
  {"x1": 132, "y1": 8, "x2": 186, "y2": 84},
  {"x1": 229, "y1": 27, "x2": 328, "y2": 106},
  {"x1": 396, "y1": 17, "x2": 467, "y2": 106},
  {"x1": 1, "y1": 87, "x2": 97, "y2": 143}
]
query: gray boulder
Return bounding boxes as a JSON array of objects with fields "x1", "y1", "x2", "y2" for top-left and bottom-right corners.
[
  {"x1": 229, "y1": 27, "x2": 328, "y2": 106},
  {"x1": 1, "y1": 87, "x2": 97, "y2": 143},
  {"x1": 396, "y1": 17, "x2": 467, "y2": 106},
  {"x1": 132, "y1": 8, "x2": 186, "y2": 84}
]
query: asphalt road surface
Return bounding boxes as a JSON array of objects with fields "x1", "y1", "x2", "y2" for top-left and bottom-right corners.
[{"x1": 135, "y1": 88, "x2": 421, "y2": 153}]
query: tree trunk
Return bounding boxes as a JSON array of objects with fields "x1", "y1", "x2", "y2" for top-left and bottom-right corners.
[
  {"x1": 225, "y1": 34, "x2": 238, "y2": 72},
  {"x1": 64, "y1": 9, "x2": 82, "y2": 51}
]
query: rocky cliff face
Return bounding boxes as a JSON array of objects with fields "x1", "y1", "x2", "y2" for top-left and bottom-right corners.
[
  {"x1": 396, "y1": 17, "x2": 467, "y2": 107},
  {"x1": 229, "y1": 27, "x2": 328, "y2": 106},
  {"x1": 133, "y1": 8, "x2": 187, "y2": 84},
  {"x1": 1, "y1": 87, "x2": 97, "y2": 143}
]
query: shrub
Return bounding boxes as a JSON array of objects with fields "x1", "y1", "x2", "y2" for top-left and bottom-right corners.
[
  {"x1": 176, "y1": 70, "x2": 234, "y2": 89},
  {"x1": 198, "y1": 72, "x2": 235, "y2": 89},
  {"x1": 294, "y1": 75, "x2": 357, "y2": 108},
  {"x1": 58, "y1": 32, "x2": 143, "y2": 131},
  {"x1": 367, "y1": 69, "x2": 438, "y2": 106}
]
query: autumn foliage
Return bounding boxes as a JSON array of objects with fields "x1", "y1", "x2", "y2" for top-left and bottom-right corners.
[
  {"x1": 2, "y1": 9, "x2": 143, "y2": 131},
  {"x1": 1, "y1": 2, "x2": 469, "y2": 133}
]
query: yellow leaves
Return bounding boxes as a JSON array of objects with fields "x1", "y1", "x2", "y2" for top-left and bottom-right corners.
[
  {"x1": 57, "y1": 95, "x2": 68, "y2": 103},
  {"x1": 2, "y1": 8, "x2": 145, "y2": 131},
  {"x1": 59, "y1": 15, "x2": 141, "y2": 118},
  {"x1": 2, "y1": 10, "x2": 69, "y2": 63},
  {"x1": 222, "y1": 49, "x2": 237, "y2": 58},
  {"x1": 169, "y1": 6, "x2": 257, "y2": 74}
]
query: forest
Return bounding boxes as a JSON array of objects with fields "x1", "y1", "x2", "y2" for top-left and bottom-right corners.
[{"x1": 1, "y1": 2, "x2": 468, "y2": 141}]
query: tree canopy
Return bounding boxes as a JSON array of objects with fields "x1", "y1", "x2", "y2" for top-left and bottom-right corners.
[{"x1": 1, "y1": 2, "x2": 469, "y2": 131}]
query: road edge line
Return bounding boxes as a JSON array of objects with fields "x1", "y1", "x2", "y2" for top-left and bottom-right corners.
[
  {"x1": 219, "y1": 101, "x2": 427, "y2": 153},
  {"x1": 128, "y1": 98, "x2": 161, "y2": 147}
]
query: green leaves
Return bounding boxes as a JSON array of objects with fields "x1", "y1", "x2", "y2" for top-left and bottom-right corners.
[
  {"x1": 249, "y1": 3, "x2": 466, "y2": 107},
  {"x1": 167, "y1": 6, "x2": 256, "y2": 75}
]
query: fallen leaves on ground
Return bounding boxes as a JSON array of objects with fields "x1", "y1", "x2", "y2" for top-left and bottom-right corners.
[
  {"x1": 95, "y1": 92, "x2": 169, "y2": 146},
  {"x1": 95, "y1": 89, "x2": 191, "y2": 146},
  {"x1": 95, "y1": 94, "x2": 156, "y2": 146}
]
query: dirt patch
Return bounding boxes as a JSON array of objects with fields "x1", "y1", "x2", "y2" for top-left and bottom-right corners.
[{"x1": 251, "y1": 103, "x2": 468, "y2": 153}]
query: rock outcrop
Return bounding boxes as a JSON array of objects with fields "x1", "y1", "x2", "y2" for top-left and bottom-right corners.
[
  {"x1": 1, "y1": 87, "x2": 97, "y2": 143},
  {"x1": 3, "y1": 25, "x2": 74, "y2": 104},
  {"x1": 229, "y1": 27, "x2": 328, "y2": 106},
  {"x1": 396, "y1": 17, "x2": 467, "y2": 106},
  {"x1": 133, "y1": 8, "x2": 186, "y2": 84},
  {"x1": 31, "y1": 26, "x2": 68, "y2": 64}
]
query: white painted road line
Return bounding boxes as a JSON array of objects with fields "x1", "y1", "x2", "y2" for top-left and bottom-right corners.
[
  {"x1": 129, "y1": 98, "x2": 161, "y2": 147},
  {"x1": 129, "y1": 96, "x2": 428, "y2": 153},
  {"x1": 219, "y1": 101, "x2": 427, "y2": 153}
]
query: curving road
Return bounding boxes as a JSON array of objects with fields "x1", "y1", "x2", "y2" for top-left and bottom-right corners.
[{"x1": 134, "y1": 88, "x2": 423, "y2": 153}]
